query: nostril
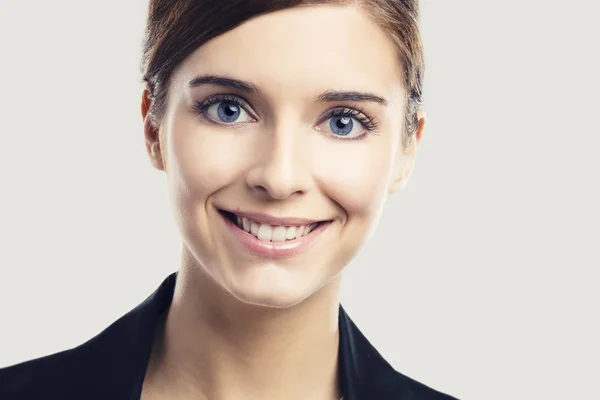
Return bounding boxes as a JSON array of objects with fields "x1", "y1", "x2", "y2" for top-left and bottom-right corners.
[{"x1": 252, "y1": 185, "x2": 275, "y2": 196}]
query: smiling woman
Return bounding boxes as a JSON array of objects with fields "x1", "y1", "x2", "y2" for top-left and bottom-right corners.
[{"x1": 0, "y1": 1, "x2": 456, "y2": 399}]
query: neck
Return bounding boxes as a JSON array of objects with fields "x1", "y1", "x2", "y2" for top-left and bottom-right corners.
[{"x1": 144, "y1": 250, "x2": 343, "y2": 400}]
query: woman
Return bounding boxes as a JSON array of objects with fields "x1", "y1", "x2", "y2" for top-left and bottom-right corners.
[{"x1": 0, "y1": 1, "x2": 457, "y2": 399}]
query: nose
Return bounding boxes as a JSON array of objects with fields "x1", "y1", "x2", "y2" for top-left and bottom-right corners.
[{"x1": 245, "y1": 126, "x2": 313, "y2": 200}]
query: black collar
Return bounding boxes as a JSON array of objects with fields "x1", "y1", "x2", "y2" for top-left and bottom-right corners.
[{"x1": 0, "y1": 273, "x2": 457, "y2": 400}]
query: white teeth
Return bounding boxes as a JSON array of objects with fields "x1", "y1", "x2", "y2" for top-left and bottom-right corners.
[
  {"x1": 257, "y1": 224, "x2": 272, "y2": 241},
  {"x1": 250, "y1": 222, "x2": 259, "y2": 236},
  {"x1": 234, "y1": 216, "x2": 320, "y2": 242},
  {"x1": 285, "y1": 226, "x2": 297, "y2": 239},
  {"x1": 242, "y1": 218, "x2": 250, "y2": 232},
  {"x1": 272, "y1": 226, "x2": 287, "y2": 242}
]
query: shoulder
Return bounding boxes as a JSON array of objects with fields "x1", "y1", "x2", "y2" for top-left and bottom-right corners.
[
  {"x1": 0, "y1": 345, "x2": 92, "y2": 399},
  {"x1": 338, "y1": 305, "x2": 459, "y2": 399},
  {"x1": 359, "y1": 353, "x2": 459, "y2": 399},
  {"x1": 0, "y1": 307, "x2": 148, "y2": 399},
  {"x1": 0, "y1": 310, "x2": 141, "y2": 399},
  {"x1": 0, "y1": 274, "x2": 175, "y2": 400},
  {"x1": 382, "y1": 369, "x2": 459, "y2": 399},
  {"x1": 0, "y1": 313, "x2": 144, "y2": 399}
]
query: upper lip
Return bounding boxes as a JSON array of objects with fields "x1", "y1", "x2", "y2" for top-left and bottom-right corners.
[{"x1": 219, "y1": 208, "x2": 327, "y2": 226}]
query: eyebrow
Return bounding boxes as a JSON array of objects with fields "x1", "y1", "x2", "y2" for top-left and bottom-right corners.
[
  {"x1": 316, "y1": 90, "x2": 388, "y2": 107},
  {"x1": 188, "y1": 74, "x2": 388, "y2": 106},
  {"x1": 188, "y1": 75, "x2": 258, "y2": 92}
]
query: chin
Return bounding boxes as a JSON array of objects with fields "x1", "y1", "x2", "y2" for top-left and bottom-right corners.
[
  {"x1": 221, "y1": 263, "x2": 321, "y2": 309},
  {"x1": 230, "y1": 290, "x2": 309, "y2": 309}
]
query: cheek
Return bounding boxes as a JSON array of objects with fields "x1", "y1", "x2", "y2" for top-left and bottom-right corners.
[
  {"x1": 164, "y1": 117, "x2": 247, "y2": 199},
  {"x1": 311, "y1": 138, "x2": 397, "y2": 219}
]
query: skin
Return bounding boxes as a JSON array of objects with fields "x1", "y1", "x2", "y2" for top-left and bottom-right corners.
[{"x1": 140, "y1": 4, "x2": 425, "y2": 400}]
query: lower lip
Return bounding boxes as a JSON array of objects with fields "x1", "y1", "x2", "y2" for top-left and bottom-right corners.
[{"x1": 221, "y1": 214, "x2": 331, "y2": 259}]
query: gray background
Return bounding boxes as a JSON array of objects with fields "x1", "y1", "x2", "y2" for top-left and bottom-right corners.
[{"x1": 0, "y1": 0, "x2": 598, "y2": 398}]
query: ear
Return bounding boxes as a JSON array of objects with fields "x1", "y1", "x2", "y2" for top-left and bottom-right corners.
[
  {"x1": 388, "y1": 109, "x2": 426, "y2": 194},
  {"x1": 141, "y1": 84, "x2": 165, "y2": 171}
]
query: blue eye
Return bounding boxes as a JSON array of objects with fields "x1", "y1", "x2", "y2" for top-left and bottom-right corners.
[
  {"x1": 216, "y1": 102, "x2": 241, "y2": 123},
  {"x1": 194, "y1": 96, "x2": 255, "y2": 125},
  {"x1": 317, "y1": 108, "x2": 377, "y2": 140},
  {"x1": 208, "y1": 101, "x2": 253, "y2": 123},
  {"x1": 330, "y1": 116, "x2": 354, "y2": 136}
]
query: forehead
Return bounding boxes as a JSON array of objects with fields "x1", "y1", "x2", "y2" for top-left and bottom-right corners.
[{"x1": 173, "y1": 5, "x2": 405, "y2": 101}]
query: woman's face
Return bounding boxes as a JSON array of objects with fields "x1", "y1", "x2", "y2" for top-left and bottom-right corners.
[{"x1": 145, "y1": 5, "x2": 421, "y2": 308}]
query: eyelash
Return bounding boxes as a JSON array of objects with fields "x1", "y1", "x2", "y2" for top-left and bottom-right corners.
[
  {"x1": 192, "y1": 94, "x2": 255, "y2": 123},
  {"x1": 192, "y1": 94, "x2": 379, "y2": 140},
  {"x1": 321, "y1": 107, "x2": 378, "y2": 133}
]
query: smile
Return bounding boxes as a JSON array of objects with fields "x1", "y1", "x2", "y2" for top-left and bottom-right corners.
[{"x1": 218, "y1": 209, "x2": 332, "y2": 258}]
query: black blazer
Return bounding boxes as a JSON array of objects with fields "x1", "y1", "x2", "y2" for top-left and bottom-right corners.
[{"x1": 0, "y1": 273, "x2": 458, "y2": 399}]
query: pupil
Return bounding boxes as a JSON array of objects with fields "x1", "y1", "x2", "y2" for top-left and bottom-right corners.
[
  {"x1": 337, "y1": 117, "x2": 350, "y2": 128},
  {"x1": 331, "y1": 116, "x2": 353, "y2": 136},
  {"x1": 225, "y1": 104, "x2": 237, "y2": 116},
  {"x1": 218, "y1": 102, "x2": 241, "y2": 122}
]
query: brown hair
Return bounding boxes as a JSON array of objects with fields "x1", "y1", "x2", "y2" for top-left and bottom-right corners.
[{"x1": 141, "y1": 0, "x2": 424, "y2": 147}]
